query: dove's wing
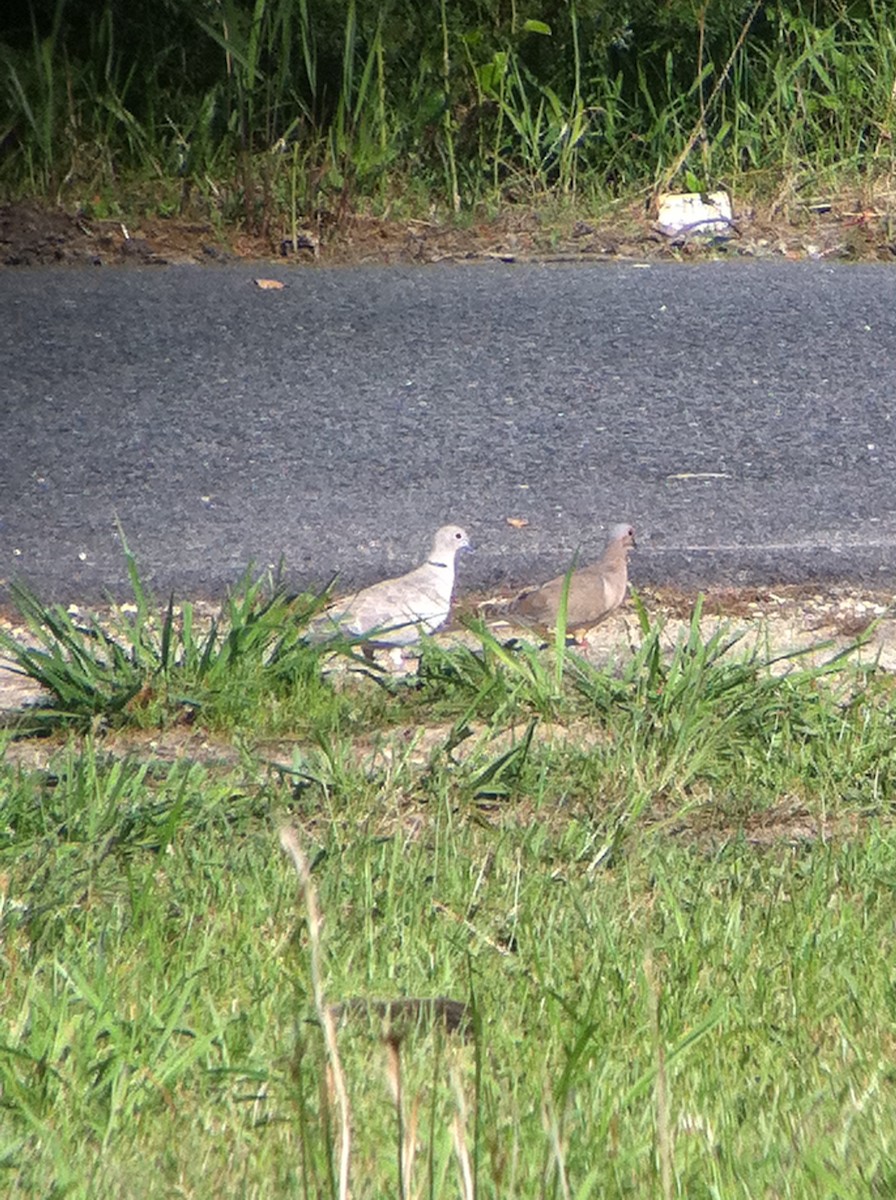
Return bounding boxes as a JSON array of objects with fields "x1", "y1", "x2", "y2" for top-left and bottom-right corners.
[
  {"x1": 308, "y1": 524, "x2": 470, "y2": 647},
  {"x1": 511, "y1": 523, "x2": 635, "y2": 632}
]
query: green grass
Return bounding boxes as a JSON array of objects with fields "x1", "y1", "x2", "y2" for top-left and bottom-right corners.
[
  {"x1": 2, "y1": 0, "x2": 896, "y2": 231},
  {"x1": 0, "y1": 540, "x2": 379, "y2": 738},
  {"x1": 2, "y1": 740, "x2": 896, "y2": 1197},
  {"x1": 2, "y1": 563, "x2": 896, "y2": 1195}
]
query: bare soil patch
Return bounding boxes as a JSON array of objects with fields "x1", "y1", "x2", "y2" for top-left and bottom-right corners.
[{"x1": 3, "y1": 196, "x2": 896, "y2": 268}]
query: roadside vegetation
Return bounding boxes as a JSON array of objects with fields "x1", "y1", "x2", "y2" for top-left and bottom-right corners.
[
  {"x1": 2, "y1": 0, "x2": 895, "y2": 238},
  {"x1": 2, "y1": 554, "x2": 896, "y2": 1196},
  {"x1": 4, "y1": 2, "x2": 896, "y2": 1181}
]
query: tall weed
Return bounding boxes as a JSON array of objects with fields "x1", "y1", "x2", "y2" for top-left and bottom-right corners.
[{"x1": 3, "y1": 0, "x2": 895, "y2": 215}]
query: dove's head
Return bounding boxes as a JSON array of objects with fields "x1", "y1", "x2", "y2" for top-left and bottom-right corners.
[
  {"x1": 431, "y1": 525, "x2": 472, "y2": 561},
  {"x1": 607, "y1": 523, "x2": 636, "y2": 550}
]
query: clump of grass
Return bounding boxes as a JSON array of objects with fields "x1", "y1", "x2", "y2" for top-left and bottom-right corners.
[
  {"x1": 567, "y1": 592, "x2": 877, "y2": 800},
  {"x1": 0, "y1": 537, "x2": 333, "y2": 732}
]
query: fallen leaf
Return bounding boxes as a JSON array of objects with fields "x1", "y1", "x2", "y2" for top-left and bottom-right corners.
[
  {"x1": 506, "y1": 517, "x2": 529, "y2": 529},
  {"x1": 254, "y1": 278, "x2": 285, "y2": 290}
]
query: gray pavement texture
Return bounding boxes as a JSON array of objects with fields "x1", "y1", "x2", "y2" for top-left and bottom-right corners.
[{"x1": 2, "y1": 259, "x2": 895, "y2": 603}]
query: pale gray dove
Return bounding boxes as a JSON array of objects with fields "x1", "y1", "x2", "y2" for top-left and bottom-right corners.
[
  {"x1": 511, "y1": 523, "x2": 636, "y2": 635},
  {"x1": 308, "y1": 524, "x2": 471, "y2": 648}
]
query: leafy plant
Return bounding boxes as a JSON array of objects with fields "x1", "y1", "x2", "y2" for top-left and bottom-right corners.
[
  {"x1": 0, "y1": 536, "x2": 329, "y2": 730},
  {"x1": 569, "y1": 591, "x2": 873, "y2": 799}
]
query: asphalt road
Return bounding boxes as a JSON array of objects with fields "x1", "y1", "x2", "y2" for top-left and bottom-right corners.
[{"x1": 2, "y1": 259, "x2": 896, "y2": 603}]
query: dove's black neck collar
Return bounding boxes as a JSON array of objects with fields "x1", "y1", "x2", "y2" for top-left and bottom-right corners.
[{"x1": 427, "y1": 559, "x2": 450, "y2": 569}]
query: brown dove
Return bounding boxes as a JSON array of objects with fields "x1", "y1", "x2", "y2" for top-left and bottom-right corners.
[
  {"x1": 307, "y1": 524, "x2": 471, "y2": 648},
  {"x1": 511, "y1": 523, "x2": 636, "y2": 635}
]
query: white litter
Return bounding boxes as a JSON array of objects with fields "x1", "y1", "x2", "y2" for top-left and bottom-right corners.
[{"x1": 656, "y1": 191, "x2": 733, "y2": 240}]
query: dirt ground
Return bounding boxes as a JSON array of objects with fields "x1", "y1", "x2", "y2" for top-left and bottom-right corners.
[
  {"x1": 2, "y1": 195, "x2": 896, "y2": 268},
  {"x1": 2, "y1": 583, "x2": 893, "y2": 850},
  {"x1": 3, "y1": 581, "x2": 894, "y2": 719}
]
